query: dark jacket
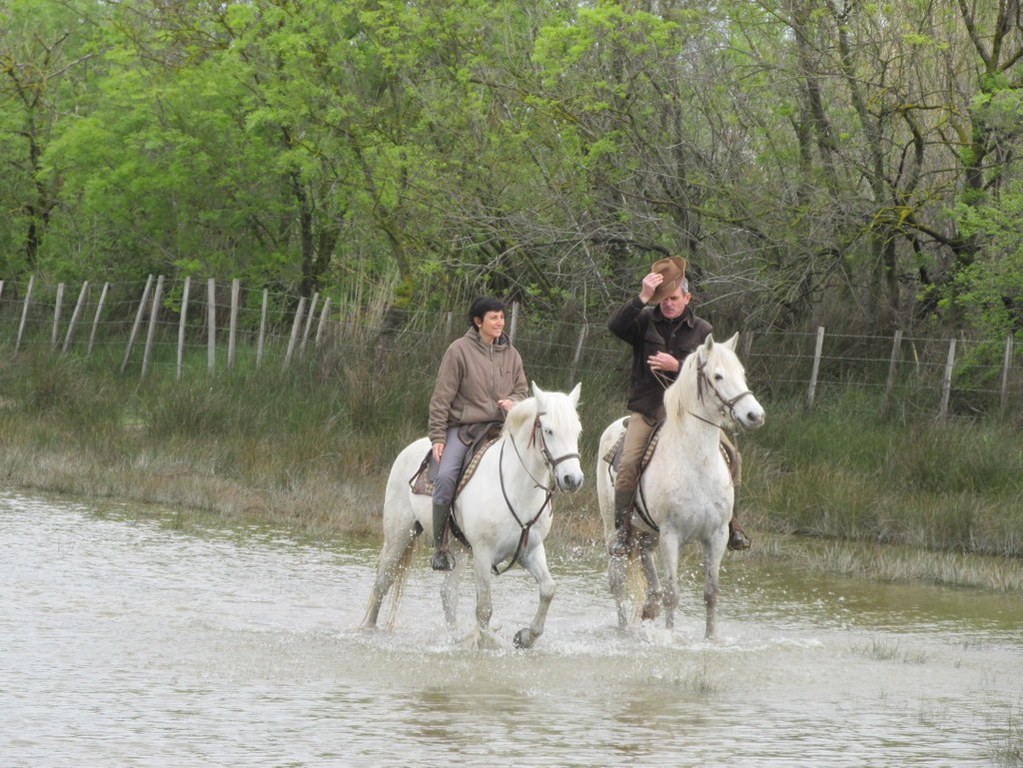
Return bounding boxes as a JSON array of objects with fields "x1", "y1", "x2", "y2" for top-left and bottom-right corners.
[{"x1": 608, "y1": 297, "x2": 712, "y2": 417}]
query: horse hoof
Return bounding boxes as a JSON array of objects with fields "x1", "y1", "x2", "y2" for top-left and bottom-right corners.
[{"x1": 513, "y1": 628, "x2": 538, "y2": 649}]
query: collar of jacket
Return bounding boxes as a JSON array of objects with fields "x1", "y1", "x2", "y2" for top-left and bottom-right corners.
[
  {"x1": 651, "y1": 305, "x2": 695, "y2": 326},
  {"x1": 465, "y1": 327, "x2": 510, "y2": 351}
]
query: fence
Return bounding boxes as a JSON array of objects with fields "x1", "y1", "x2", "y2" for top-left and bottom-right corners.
[{"x1": 1, "y1": 275, "x2": 1021, "y2": 422}]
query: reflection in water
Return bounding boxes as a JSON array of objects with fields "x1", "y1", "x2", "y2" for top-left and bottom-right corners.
[{"x1": 1, "y1": 491, "x2": 1020, "y2": 767}]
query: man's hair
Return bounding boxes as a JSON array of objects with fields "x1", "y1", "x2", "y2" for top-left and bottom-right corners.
[{"x1": 468, "y1": 296, "x2": 507, "y2": 325}]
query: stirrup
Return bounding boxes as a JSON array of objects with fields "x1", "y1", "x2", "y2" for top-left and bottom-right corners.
[{"x1": 431, "y1": 548, "x2": 454, "y2": 571}]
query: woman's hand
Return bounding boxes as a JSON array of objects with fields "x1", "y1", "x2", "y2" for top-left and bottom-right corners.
[{"x1": 432, "y1": 442, "x2": 444, "y2": 462}]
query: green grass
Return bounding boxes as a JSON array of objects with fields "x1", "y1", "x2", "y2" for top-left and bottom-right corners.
[{"x1": 0, "y1": 329, "x2": 1020, "y2": 591}]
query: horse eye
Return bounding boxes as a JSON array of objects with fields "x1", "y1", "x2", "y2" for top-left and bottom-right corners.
[{"x1": 714, "y1": 373, "x2": 724, "y2": 381}]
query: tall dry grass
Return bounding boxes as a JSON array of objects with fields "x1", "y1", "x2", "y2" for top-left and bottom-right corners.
[{"x1": 0, "y1": 310, "x2": 1019, "y2": 591}]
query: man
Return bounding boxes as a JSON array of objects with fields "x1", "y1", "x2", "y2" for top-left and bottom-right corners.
[{"x1": 607, "y1": 256, "x2": 751, "y2": 556}]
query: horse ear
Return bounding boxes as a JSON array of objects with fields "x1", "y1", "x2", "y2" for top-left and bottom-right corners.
[
  {"x1": 723, "y1": 332, "x2": 739, "y2": 350},
  {"x1": 704, "y1": 334, "x2": 715, "y2": 351},
  {"x1": 568, "y1": 382, "x2": 581, "y2": 406},
  {"x1": 531, "y1": 381, "x2": 547, "y2": 408}
]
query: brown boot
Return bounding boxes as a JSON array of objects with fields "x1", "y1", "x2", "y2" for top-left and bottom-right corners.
[{"x1": 608, "y1": 489, "x2": 634, "y2": 557}]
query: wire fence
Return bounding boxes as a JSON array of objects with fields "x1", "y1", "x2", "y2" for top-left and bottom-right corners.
[{"x1": 1, "y1": 275, "x2": 1021, "y2": 423}]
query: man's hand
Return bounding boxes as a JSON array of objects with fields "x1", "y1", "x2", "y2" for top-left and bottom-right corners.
[
  {"x1": 639, "y1": 272, "x2": 663, "y2": 304},
  {"x1": 646, "y1": 351, "x2": 679, "y2": 374}
]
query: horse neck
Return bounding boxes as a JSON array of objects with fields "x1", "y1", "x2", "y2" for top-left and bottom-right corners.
[
  {"x1": 663, "y1": 372, "x2": 725, "y2": 455},
  {"x1": 501, "y1": 420, "x2": 551, "y2": 491}
]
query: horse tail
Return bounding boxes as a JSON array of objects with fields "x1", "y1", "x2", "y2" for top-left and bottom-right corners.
[
  {"x1": 625, "y1": 555, "x2": 647, "y2": 621},
  {"x1": 382, "y1": 536, "x2": 419, "y2": 632}
]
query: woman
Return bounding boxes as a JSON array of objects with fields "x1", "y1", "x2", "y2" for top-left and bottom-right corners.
[{"x1": 428, "y1": 296, "x2": 529, "y2": 571}]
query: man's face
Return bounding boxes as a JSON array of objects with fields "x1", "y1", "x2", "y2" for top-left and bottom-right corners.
[{"x1": 659, "y1": 287, "x2": 691, "y2": 319}]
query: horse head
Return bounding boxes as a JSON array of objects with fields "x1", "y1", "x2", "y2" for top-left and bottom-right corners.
[
  {"x1": 506, "y1": 382, "x2": 585, "y2": 492},
  {"x1": 669, "y1": 333, "x2": 765, "y2": 431}
]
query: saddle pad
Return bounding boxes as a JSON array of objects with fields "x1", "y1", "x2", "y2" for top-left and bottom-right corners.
[
  {"x1": 409, "y1": 437, "x2": 500, "y2": 497},
  {"x1": 602, "y1": 417, "x2": 662, "y2": 474}
]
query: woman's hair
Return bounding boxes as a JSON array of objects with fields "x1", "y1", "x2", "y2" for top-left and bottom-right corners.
[{"x1": 468, "y1": 296, "x2": 507, "y2": 326}]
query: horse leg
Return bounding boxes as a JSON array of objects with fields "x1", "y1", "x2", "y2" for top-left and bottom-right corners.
[
  {"x1": 703, "y1": 525, "x2": 729, "y2": 640},
  {"x1": 513, "y1": 544, "x2": 556, "y2": 649},
  {"x1": 441, "y1": 551, "x2": 466, "y2": 631},
  {"x1": 639, "y1": 547, "x2": 662, "y2": 622},
  {"x1": 362, "y1": 523, "x2": 420, "y2": 630},
  {"x1": 658, "y1": 530, "x2": 681, "y2": 630},
  {"x1": 473, "y1": 555, "x2": 494, "y2": 633},
  {"x1": 607, "y1": 551, "x2": 631, "y2": 630}
]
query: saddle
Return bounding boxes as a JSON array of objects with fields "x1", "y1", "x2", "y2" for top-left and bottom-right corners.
[{"x1": 408, "y1": 422, "x2": 502, "y2": 499}]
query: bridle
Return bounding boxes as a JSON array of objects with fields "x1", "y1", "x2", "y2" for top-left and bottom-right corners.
[
  {"x1": 694, "y1": 350, "x2": 756, "y2": 431},
  {"x1": 493, "y1": 410, "x2": 580, "y2": 574}
]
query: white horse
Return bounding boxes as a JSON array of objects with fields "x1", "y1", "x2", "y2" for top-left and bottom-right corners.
[
  {"x1": 362, "y1": 382, "x2": 583, "y2": 649},
  {"x1": 596, "y1": 334, "x2": 765, "y2": 639}
]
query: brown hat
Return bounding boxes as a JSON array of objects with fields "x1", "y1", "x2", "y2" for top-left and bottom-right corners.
[{"x1": 649, "y1": 256, "x2": 688, "y2": 304}]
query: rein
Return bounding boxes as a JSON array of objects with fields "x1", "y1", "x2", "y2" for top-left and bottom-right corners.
[{"x1": 492, "y1": 412, "x2": 579, "y2": 575}]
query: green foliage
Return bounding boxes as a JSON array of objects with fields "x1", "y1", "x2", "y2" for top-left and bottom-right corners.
[{"x1": 3, "y1": 0, "x2": 1023, "y2": 334}]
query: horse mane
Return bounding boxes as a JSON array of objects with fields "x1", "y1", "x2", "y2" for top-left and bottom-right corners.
[
  {"x1": 664, "y1": 334, "x2": 743, "y2": 422},
  {"x1": 502, "y1": 389, "x2": 581, "y2": 438},
  {"x1": 502, "y1": 396, "x2": 538, "y2": 437},
  {"x1": 664, "y1": 351, "x2": 699, "y2": 420}
]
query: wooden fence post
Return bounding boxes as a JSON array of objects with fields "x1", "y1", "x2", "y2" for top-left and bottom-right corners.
[
  {"x1": 283, "y1": 297, "x2": 306, "y2": 369},
  {"x1": 177, "y1": 277, "x2": 191, "y2": 381},
  {"x1": 882, "y1": 329, "x2": 903, "y2": 416},
  {"x1": 509, "y1": 301, "x2": 519, "y2": 345},
  {"x1": 207, "y1": 278, "x2": 216, "y2": 373},
  {"x1": 87, "y1": 282, "x2": 109, "y2": 356},
  {"x1": 937, "y1": 337, "x2": 956, "y2": 424},
  {"x1": 568, "y1": 323, "x2": 587, "y2": 388},
  {"x1": 121, "y1": 275, "x2": 154, "y2": 374},
  {"x1": 741, "y1": 332, "x2": 753, "y2": 362},
  {"x1": 62, "y1": 282, "x2": 90, "y2": 354},
  {"x1": 1000, "y1": 334, "x2": 1014, "y2": 414},
  {"x1": 444, "y1": 311, "x2": 453, "y2": 340},
  {"x1": 807, "y1": 326, "x2": 825, "y2": 409},
  {"x1": 228, "y1": 278, "x2": 240, "y2": 370},
  {"x1": 300, "y1": 292, "x2": 319, "y2": 355},
  {"x1": 141, "y1": 275, "x2": 165, "y2": 379},
  {"x1": 315, "y1": 297, "x2": 331, "y2": 348},
  {"x1": 256, "y1": 288, "x2": 268, "y2": 367},
  {"x1": 51, "y1": 283, "x2": 65, "y2": 349},
  {"x1": 15, "y1": 274, "x2": 34, "y2": 352}
]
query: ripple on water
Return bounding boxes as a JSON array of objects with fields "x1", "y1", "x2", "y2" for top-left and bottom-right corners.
[{"x1": 2, "y1": 491, "x2": 1021, "y2": 767}]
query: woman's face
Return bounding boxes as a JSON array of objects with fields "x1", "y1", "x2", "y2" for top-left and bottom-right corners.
[{"x1": 475, "y1": 310, "x2": 505, "y2": 343}]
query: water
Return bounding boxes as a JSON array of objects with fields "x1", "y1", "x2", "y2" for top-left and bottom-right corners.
[{"x1": 2, "y1": 491, "x2": 1020, "y2": 767}]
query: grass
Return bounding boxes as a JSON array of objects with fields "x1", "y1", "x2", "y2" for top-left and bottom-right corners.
[{"x1": 0, "y1": 330, "x2": 1020, "y2": 593}]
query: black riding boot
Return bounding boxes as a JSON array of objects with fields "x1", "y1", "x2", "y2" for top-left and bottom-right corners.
[
  {"x1": 431, "y1": 503, "x2": 454, "y2": 571},
  {"x1": 608, "y1": 489, "x2": 634, "y2": 557},
  {"x1": 727, "y1": 490, "x2": 751, "y2": 551}
]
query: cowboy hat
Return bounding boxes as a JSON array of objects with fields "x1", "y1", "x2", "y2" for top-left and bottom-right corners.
[{"x1": 649, "y1": 256, "x2": 688, "y2": 304}]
